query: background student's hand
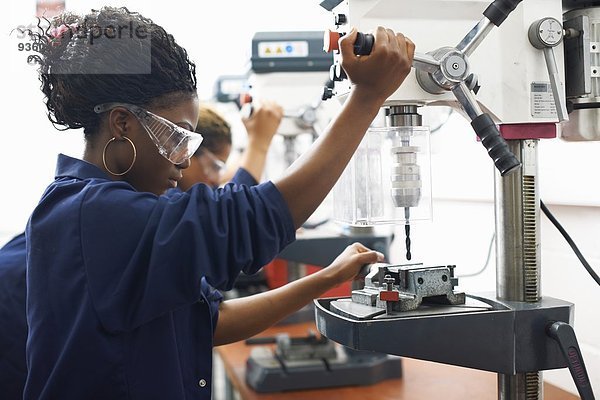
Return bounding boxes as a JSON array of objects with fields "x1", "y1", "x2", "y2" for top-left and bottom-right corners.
[
  {"x1": 326, "y1": 243, "x2": 385, "y2": 286},
  {"x1": 339, "y1": 26, "x2": 415, "y2": 104},
  {"x1": 242, "y1": 100, "x2": 284, "y2": 154}
]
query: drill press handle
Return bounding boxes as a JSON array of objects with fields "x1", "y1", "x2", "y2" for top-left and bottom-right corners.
[
  {"x1": 451, "y1": 82, "x2": 521, "y2": 175},
  {"x1": 350, "y1": 32, "x2": 522, "y2": 176},
  {"x1": 547, "y1": 321, "x2": 596, "y2": 400},
  {"x1": 323, "y1": 0, "x2": 526, "y2": 175},
  {"x1": 483, "y1": 0, "x2": 523, "y2": 26}
]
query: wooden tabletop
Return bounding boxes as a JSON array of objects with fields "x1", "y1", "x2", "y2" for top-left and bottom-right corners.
[{"x1": 215, "y1": 321, "x2": 579, "y2": 400}]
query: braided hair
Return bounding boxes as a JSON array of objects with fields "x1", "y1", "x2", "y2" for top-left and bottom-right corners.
[{"x1": 28, "y1": 7, "x2": 197, "y2": 136}]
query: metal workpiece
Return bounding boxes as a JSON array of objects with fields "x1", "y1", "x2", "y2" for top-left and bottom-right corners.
[
  {"x1": 494, "y1": 140, "x2": 540, "y2": 303},
  {"x1": 349, "y1": 263, "x2": 465, "y2": 313},
  {"x1": 382, "y1": 274, "x2": 396, "y2": 314},
  {"x1": 314, "y1": 294, "x2": 573, "y2": 375}
]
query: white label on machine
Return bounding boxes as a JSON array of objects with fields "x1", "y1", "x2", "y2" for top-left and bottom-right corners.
[
  {"x1": 258, "y1": 41, "x2": 309, "y2": 58},
  {"x1": 530, "y1": 82, "x2": 557, "y2": 118}
]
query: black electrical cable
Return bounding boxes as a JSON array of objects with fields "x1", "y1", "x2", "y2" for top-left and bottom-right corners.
[{"x1": 541, "y1": 200, "x2": 600, "y2": 287}]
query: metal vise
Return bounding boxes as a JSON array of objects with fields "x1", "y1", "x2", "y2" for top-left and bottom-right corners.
[{"x1": 352, "y1": 263, "x2": 466, "y2": 313}]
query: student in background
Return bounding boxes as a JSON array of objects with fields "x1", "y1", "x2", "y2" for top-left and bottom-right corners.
[{"x1": 179, "y1": 101, "x2": 283, "y2": 190}]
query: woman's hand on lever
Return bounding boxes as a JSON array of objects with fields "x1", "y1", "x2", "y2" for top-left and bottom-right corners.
[{"x1": 341, "y1": 27, "x2": 415, "y2": 104}]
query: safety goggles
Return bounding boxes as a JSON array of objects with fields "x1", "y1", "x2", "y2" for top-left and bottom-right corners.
[
  {"x1": 94, "y1": 102, "x2": 203, "y2": 165},
  {"x1": 197, "y1": 147, "x2": 227, "y2": 177}
]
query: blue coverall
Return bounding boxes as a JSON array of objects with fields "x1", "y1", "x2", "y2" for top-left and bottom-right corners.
[
  {"x1": 23, "y1": 154, "x2": 294, "y2": 399},
  {"x1": 0, "y1": 167, "x2": 259, "y2": 399},
  {"x1": 0, "y1": 233, "x2": 27, "y2": 400}
]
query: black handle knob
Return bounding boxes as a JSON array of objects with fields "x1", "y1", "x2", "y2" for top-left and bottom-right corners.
[
  {"x1": 321, "y1": 86, "x2": 334, "y2": 101},
  {"x1": 547, "y1": 321, "x2": 596, "y2": 400},
  {"x1": 334, "y1": 13, "x2": 347, "y2": 26},
  {"x1": 471, "y1": 114, "x2": 521, "y2": 176},
  {"x1": 483, "y1": 0, "x2": 523, "y2": 26},
  {"x1": 354, "y1": 32, "x2": 374, "y2": 55}
]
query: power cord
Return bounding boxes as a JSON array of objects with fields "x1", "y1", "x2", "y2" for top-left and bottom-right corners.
[
  {"x1": 429, "y1": 108, "x2": 454, "y2": 134},
  {"x1": 541, "y1": 200, "x2": 600, "y2": 287},
  {"x1": 458, "y1": 232, "x2": 495, "y2": 278}
]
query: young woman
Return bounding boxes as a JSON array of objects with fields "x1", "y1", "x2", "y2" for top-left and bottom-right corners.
[{"x1": 24, "y1": 7, "x2": 414, "y2": 400}]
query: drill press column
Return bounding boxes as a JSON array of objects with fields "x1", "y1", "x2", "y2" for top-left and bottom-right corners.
[{"x1": 495, "y1": 139, "x2": 542, "y2": 400}]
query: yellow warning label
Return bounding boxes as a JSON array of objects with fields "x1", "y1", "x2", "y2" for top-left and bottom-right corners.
[{"x1": 258, "y1": 41, "x2": 309, "y2": 58}]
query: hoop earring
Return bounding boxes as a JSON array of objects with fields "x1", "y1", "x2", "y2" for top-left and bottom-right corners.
[{"x1": 102, "y1": 136, "x2": 137, "y2": 176}]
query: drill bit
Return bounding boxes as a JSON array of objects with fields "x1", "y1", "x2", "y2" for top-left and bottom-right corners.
[{"x1": 404, "y1": 207, "x2": 411, "y2": 260}]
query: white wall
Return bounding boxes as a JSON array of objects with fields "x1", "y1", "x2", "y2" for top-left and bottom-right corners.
[
  {"x1": 2, "y1": 0, "x2": 599, "y2": 396},
  {"x1": 3, "y1": 0, "x2": 85, "y2": 244}
]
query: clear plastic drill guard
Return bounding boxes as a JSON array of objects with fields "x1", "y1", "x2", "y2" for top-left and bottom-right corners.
[{"x1": 332, "y1": 126, "x2": 432, "y2": 226}]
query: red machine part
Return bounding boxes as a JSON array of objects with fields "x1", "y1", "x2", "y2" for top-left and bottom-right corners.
[
  {"x1": 263, "y1": 259, "x2": 351, "y2": 297},
  {"x1": 323, "y1": 29, "x2": 341, "y2": 53},
  {"x1": 380, "y1": 290, "x2": 400, "y2": 302},
  {"x1": 498, "y1": 122, "x2": 557, "y2": 140}
]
